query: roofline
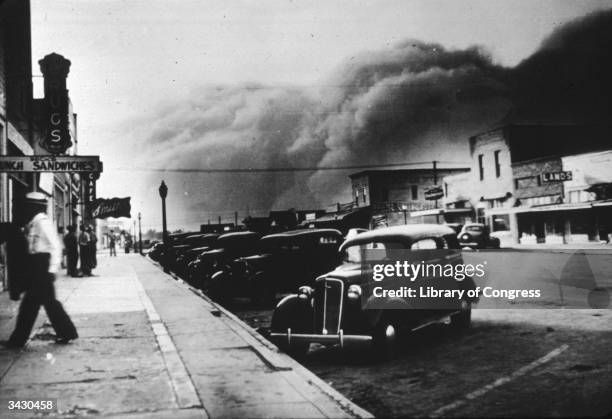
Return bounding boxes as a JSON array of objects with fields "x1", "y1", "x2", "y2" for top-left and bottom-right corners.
[{"x1": 349, "y1": 167, "x2": 470, "y2": 179}]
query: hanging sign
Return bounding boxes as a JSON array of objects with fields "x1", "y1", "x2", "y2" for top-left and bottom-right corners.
[{"x1": 91, "y1": 197, "x2": 131, "y2": 219}]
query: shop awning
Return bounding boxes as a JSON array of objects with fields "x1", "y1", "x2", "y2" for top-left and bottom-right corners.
[{"x1": 410, "y1": 208, "x2": 444, "y2": 217}]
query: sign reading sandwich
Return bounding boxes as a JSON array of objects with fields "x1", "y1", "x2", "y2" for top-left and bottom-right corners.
[{"x1": 0, "y1": 155, "x2": 102, "y2": 172}]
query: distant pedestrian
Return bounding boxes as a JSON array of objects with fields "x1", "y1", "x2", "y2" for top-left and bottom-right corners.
[
  {"x1": 78, "y1": 225, "x2": 91, "y2": 276},
  {"x1": 2, "y1": 192, "x2": 78, "y2": 349},
  {"x1": 63, "y1": 225, "x2": 80, "y2": 277},
  {"x1": 88, "y1": 225, "x2": 98, "y2": 268},
  {"x1": 109, "y1": 230, "x2": 117, "y2": 256},
  {"x1": 57, "y1": 227, "x2": 66, "y2": 270}
]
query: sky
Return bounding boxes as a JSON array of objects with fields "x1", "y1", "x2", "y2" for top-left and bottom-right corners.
[{"x1": 30, "y1": 0, "x2": 612, "y2": 230}]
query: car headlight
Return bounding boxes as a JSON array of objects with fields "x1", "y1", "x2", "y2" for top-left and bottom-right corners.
[
  {"x1": 298, "y1": 286, "x2": 314, "y2": 300},
  {"x1": 462, "y1": 234, "x2": 470, "y2": 240},
  {"x1": 347, "y1": 284, "x2": 362, "y2": 300}
]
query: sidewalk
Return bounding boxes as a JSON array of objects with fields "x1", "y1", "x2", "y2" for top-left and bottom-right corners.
[{"x1": 0, "y1": 253, "x2": 372, "y2": 418}]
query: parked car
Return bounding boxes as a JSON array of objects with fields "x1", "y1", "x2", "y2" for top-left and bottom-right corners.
[
  {"x1": 218, "y1": 229, "x2": 343, "y2": 303},
  {"x1": 269, "y1": 224, "x2": 477, "y2": 360},
  {"x1": 209, "y1": 228, "x2": 343, "y2": 303},
  {"x1": 458, "y1": 223, "x2": 501, "y2": 249},
  {"x1": 192, "y1": 231, "x2": 262, "y2": 296}
]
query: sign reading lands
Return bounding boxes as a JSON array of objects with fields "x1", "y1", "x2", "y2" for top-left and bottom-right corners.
[
  {"x1": 91, "y1": 197, "x2": 131, "y2": 219},
  {"x1": 0, "y1": 155, "x2": 102, "y2": 172}
]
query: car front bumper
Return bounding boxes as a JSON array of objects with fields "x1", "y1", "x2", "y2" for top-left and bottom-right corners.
[{"x1": 270, "y1": 329, "x2": 372, "y2": 348}]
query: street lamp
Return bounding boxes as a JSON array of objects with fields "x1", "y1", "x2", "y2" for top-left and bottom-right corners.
[
  {"x1": 138, "y1": 212, "x2": 143, "y2": 255},
  {"x1": 158, "y1": 180, "x2": 168, "y2": 246},
  {"x1": 401, "y1": 204, "x2": 408, "y2": 225}
]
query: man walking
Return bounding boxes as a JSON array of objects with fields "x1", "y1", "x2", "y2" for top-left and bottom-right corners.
[
  {"x1": 63, "y1": 225, "x2": 79, "y2": 277},
  {"x1": 78, "y1": 225, "x2": 91, "y2": 276},
  {"x1": 109, "y1": 230, "x2": 117, "y2": 256},
  {"x1": 3, "y1": 192, "x2": 78, "y2": 348}
]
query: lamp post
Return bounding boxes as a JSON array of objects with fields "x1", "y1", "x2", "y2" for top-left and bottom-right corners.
[
  {"x1": 402, "y1": 204, "x2": 408, "y2": 225},
  {"x1": 158, "y1": 181, "x2": 168, "y2": 245},
  {"x1": 138, "y1": 212, "x2": 143, "y2": 255}
]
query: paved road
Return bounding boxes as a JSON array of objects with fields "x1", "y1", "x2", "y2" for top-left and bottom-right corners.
[{"x1": 231, "y1": 248, "x2": 612, "y2": 417}]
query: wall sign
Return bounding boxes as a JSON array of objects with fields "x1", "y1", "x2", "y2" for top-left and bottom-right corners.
[
  {"x1": 424, "y1": 186, "x2": 444, "y2": 201},
  {"x1": 0, "y1": 156, "x2": 102, "y2": 172},
  {"x1": 541, "y1": 171, "x2": 572, "y2": 183}
]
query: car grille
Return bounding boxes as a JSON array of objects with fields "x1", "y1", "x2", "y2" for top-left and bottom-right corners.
[{"x1": 313, "y1": 278, "x2": 344, "y2": 334}]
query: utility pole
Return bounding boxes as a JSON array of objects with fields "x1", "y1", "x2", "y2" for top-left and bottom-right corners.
[
  {"x1": 234, "y1": 211, "x2": 238, "y2": 228},
  {"x1": 138, "y1": 212, "x2": 143, "y2": 255},
  {"x1": 433, "y1": 160, "x2": 439, "y2": 223}
]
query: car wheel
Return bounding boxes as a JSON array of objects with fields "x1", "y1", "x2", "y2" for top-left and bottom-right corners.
[
  {"x1": 370, "y1": 320, "x2": 399, "y2": 361},
  {"x1": 450, "y1": 300, "x2": 472, "y2": 330}
]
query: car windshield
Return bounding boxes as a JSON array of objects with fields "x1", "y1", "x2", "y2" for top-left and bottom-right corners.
[
  {"x1": 466, "y1": 225, "x2": 483, "y2": 232},
  {"x1": 342, "y1": 241, "x2": 404, "y2": 263}
]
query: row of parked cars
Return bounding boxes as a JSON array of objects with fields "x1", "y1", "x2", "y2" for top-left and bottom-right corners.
[{"x1": 149, "y1": 222, "x2": 491, "y2": 360}]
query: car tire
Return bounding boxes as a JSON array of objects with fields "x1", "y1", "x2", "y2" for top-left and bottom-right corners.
[
  {"x1": 450, "y1": 301, "x2": 471, "y2": 330},
  {"x1": 369, "y1": 319, "x2": 399, "y2": 362}
]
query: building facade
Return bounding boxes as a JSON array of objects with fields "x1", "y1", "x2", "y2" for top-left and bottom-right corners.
[
  {"x1": 0, "y1": 0, "x2": 84, "y2": 290},
  {"x1": 350, "y1": 167, "x2": 470, "y2": 227},
  {"x1": 442, "y1": 123, "x2": 612, "y2": 245}
]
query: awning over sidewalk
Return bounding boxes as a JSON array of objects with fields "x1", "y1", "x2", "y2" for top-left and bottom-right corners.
[{"x1": 410, "y1": 207, "x2": 473, "y2": 217}]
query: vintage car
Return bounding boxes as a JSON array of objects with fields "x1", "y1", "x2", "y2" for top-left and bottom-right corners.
[
  {"x1": 148, "y1": 231, "x2": 200, "y2": 264},
  {"x1": 213, "y1": 228, "x2": 343, "y2": 303},
  {"x1": 458, "y1": 223, "x2": 501, "y2": 249},
  {"x1": 191, "y1": 231, "x2": 262, "y2": 296},
  {"x1": 269, "y1": 224, "x2": 477, "y2": 360},
  {"x1": 160, "y1": 233, "x2": 221, "y2": 274}
]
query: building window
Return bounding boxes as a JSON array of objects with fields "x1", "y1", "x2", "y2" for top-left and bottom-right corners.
[
  {"x1": 361, "y1": 187, "x2": 367, "y2": 203},
  {"x1": 492, "y1": 214, "x2": 510, "y2": 232},
  {"x1": 411, "y1": 185, "x2": 418, "y2": 200},
  {"x1": 478, "y1": 154, "x2": 484, "y2": 181},
  {"x1": 494, "y1": 150, "x2": 501, "y2": 178},
  {"x1": 444, "y1": 182, "x2": 448, "y2": 197},
  {"x1": 354, "y1": 188, "x2": 359, "y2": 204}
]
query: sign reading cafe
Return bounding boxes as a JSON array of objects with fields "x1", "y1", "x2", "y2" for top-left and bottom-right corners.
[{"x1": 39, "y1": 53, "x2": 73, "y2": 154}]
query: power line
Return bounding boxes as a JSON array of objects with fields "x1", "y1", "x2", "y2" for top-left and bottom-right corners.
[{"x1": 111, "y1": 161, "x2": 469, "y2": 174}]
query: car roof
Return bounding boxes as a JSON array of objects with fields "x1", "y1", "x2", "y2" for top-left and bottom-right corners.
[
  {"x1": 261, "y1": 228, "x2": 342, "y2": 241},
  {"x1": 217, "y1": 231, "x2": 261, "y2": 241},
  {"x1": 339, "y1": 224, "x2": 456, "y2": 251}
]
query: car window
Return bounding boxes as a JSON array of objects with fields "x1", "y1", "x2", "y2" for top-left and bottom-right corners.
[
  {"x1": 466, "y1": 226, "x2": 483, "y2": 232},
  {"x1": 411, "y1": 238, "x2": 438, "y2": 249},
  {"x1": 343, "y1": 241, "x2": 404, "y2": 263}
]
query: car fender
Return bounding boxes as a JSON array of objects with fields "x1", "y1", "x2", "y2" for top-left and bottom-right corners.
[{"x1": 271, "y1": 294, "x2": 312, "y2": 333}]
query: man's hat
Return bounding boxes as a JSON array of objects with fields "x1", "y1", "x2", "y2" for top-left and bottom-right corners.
[{"x1": 24, "y1": 191, "x2": 48, "y2": 206}]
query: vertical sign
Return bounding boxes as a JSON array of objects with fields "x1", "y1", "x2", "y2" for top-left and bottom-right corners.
[{"x1": 38, "y1": 53, "x2": 72, "y2": 154}]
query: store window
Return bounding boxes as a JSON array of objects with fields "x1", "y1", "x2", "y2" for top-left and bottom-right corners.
[
  {"x1": 411, "y1": 185, "x2": 418, "y2": 200},
  {"x1": 492, "y1": 214, "x2": 510, "y2": 232}
]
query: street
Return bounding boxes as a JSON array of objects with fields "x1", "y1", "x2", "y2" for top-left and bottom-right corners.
[{"x1": 231, "y1": 248, "x2": 612, "y2": 417}]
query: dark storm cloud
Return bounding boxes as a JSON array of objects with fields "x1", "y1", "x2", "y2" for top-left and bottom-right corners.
[{"x1": 129, "y1": 9, "x2": 612, "y2": 226}]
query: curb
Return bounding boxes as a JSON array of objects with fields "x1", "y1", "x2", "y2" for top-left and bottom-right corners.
[{"x1": 145, "y1": 256, "x2": 373, "y2": 419}]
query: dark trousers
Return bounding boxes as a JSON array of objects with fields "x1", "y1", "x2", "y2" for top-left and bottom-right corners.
[
  {"x1": 110, "y1": 245, "x2": 116, "y2": 256},
  {"x1": 9, "y1": 272, "x2": 78, "y2": 346},
  {"x1": 79, "y1": 245, "x2": 91, "y2": 274},
  {"x1": 67, "y1": 248, "x2": 79, "y2": 276}
]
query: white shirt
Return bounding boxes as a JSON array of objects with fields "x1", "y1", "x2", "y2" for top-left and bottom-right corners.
[{"x1": 26, "y1": 212, "x2": 62, "y2": 273}]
